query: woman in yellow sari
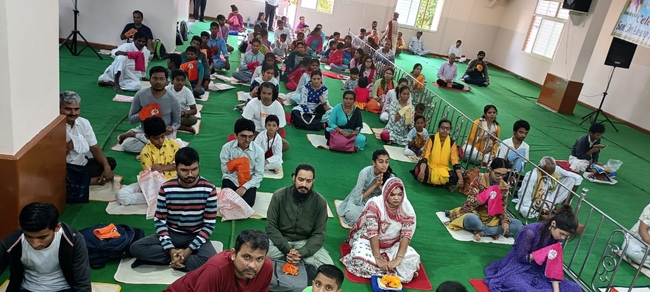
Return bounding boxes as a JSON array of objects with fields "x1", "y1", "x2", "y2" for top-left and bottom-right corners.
[
  {"x1": 409, "y1": 63, "x2": 426, "y2": 104},
  {"x1": 463, "y1": 105, "x2": 501, "y2": 165},
  {"x1": 411, "y1": 119, "x2": 464, "y2": 192}
]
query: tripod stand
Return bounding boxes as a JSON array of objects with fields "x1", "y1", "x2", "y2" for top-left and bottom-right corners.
[
  {"x1": 580, "y1": 67, "x2": 618, "y2": 132},
  {"x1": 60, "y1": 0, "x2": 103, "y2": 60}
]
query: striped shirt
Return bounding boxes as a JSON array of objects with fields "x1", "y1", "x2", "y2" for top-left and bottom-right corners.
[{"x1": 154, "y1": 177, "x2": 217, "y2": 251}]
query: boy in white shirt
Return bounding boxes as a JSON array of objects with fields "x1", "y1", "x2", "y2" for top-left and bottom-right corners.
[
  {"x1": 496, "y1": 120, "x2": 530, "y2": 174},
  {"x1": 273, "y1": 19, "x2": 293, "y2": 43},
  {"x1": 167, "y1": 70, "x2": 198, "y2": 134},
  {"x1": 405, "y1": 115, "x2": 429, "y2": 156},
  {"x1": 254, "y1": 114, "x2": 284, "y2": 174},
  {"x1": 271, "y1": 33, "x2": 289, "y2": 59}
]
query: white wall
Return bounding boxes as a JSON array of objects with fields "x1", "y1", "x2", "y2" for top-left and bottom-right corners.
[
  {"x1": 0, "y1": 0, "x2": 60, "y2": 155},
  {"x1": 58, "y1": 0, "x2": 178, "y2": 51}
]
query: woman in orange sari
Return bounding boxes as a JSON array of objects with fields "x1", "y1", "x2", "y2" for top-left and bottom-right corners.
[{"x1": 367, "y1": 68, "x2": 395, "y2": 114}]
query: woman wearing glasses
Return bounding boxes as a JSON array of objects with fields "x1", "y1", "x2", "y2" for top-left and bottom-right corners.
[{"x1": 445, "y1": 158, "x2": 523, "y2": 241}]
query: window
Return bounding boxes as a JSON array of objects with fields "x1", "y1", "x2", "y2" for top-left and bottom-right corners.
[
  {"x1": 301, "y1": 0, "x2": 334, "y2": 14},
  {"x1": 395, "y1": 0, "x2": 445, "y2": 31},
  {"x1": 523, "y1": 0, "x2": 570, "y2": 59}
]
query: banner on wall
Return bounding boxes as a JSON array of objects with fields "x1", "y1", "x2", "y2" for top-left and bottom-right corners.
[{"x1": 612, "y1": 0, "x2": 650, "y2": 48}]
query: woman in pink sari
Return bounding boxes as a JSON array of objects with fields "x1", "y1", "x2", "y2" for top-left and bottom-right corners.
[
  {"x1": 227, "y1": 5, "x2": 245, "y2": 32},
  {"x1": 341, "y1": 177, "x2": 421, "y2": 283}
]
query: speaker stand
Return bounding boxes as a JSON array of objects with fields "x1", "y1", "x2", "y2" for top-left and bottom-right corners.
[{"x1": 580, "y1": 67, "x2": 618, "y2": 132}]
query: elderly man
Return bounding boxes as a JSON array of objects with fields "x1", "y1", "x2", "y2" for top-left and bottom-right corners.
[
  {"x1": 436, "y1": 54, "x2": 470, "y2": 91},
  {"x1": 515, "y1": 156, "x2": 583, "y2": 219},
  {"x1": 61, "y1": 91, "x2": 116, "y2": 188},
  {"x1": 98, "y1": 31, "x2": 151, "y2": 93},
  {"x1": 266, "y1": 164, "x2": 333, "y2": 269},
  {"x1": 408, "y1": 30, "x2": 430, "y2": 56}
]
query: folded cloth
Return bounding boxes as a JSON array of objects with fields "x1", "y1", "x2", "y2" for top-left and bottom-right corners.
[
  {"x1": 124, "y1": 28, "x2": 138, "y2": 39},
  {"x1": 93, "y1": 223, "x2": 121, "y2": 240},
  {"x1": 138, "y1": 102, "x2": 162, "y2": 121},
  {"x1": 247, "y1": 61, "x2": 260, "y2": 70},
  {"x1": 476, "y1": 185, "x2": 503, "y2": 216},
  {"x1": 398, "y1": 104, "x2": 414, "y2": 125},
  {"x1": 127, "y1": 51, "x2": 146, "y2": 72},
  {"x1": 226, "y1": 157, "x2": 251, "y2": 186},
  {"x1": 532, "y1": 242, "x2": 564, "y2": 281}
]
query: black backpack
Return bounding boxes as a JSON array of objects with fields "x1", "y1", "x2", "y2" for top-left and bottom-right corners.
[{"x1": 80, "y1": 223, "x2": 145, "y2": 269}]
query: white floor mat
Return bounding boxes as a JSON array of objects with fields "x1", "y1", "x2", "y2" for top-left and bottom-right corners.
[
  {"x1": 105, "y1": 202, "x2": 147, "y2": 215},
  {"x1": 197, "y1": 91, "x2": 210, "y2": 101},
  {"x1": 195, "y1": 104, "x2": 203, "y2": 119},
  {"x1": 112, "y1": 94, "x2": 133, "y2": 103},
  {"x1": 89, "y1": 176, "x2": 122, "y2": 202},
  {"x1": 110, "y1": 143, "x2": 123, "y2": 152},
  {"x1": 435, "y1": 212, "x2": 514, "y2": 245},
  {"x1": 177, "y1": 120, "x2": 202, "y2": 135},
  {"x1": 384, "y1": 145, "x2": 419, "y2": 163},
  {"x1": 306, "y1": 134, "x2": 329, "y2": 149},
  {"x1": 361, "y1": 123, "x2": 373, "y2": 134},
  {"x1": 372, "y1": 128, "x2": 384, "y2": 140},
  {"x1": 250, "y1": 191, "x2": 274, "y2": 219},
  {"x1": 0, "y1": 280, "x2": 121, "y2": 292},
  {"x1": 214, "y1": 75, "x2": 238, "y2": 83},
  {"x1": 237, "y1": 91, "x2": 249, "y2": 102},
  {"x1": 333, "y1": 200, "x2": 352, "y2": 229},
  {"x1": 209, "y1": 83, "x2": 236, "y2": 91},
  {"x1": 599, "y1": 288, "x2": 650, "y2": 292},
  {"x1": 140, "y1": 81, "x2": 151, "y2": 90},
  {"x1": 264, "y1": 167, "x2": 284, "y2": 179},
  {"x1": 114, "y1": 241, "x2": 223, "y2": 285}
]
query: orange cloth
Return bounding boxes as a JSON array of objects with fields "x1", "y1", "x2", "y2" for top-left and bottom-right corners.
[
  {"x1": 93, "y1": 223, "x2": 121, "y2": 240},
  {"x1": 180, "y1": 60, "x2": 199, "y2": 82},
  {"x1": 124, "y1": 28, "x2": 138, "y2": 39},
  {"x1": 226, "y1": 157, "x2": 251, "y2": 186},
  {"x1": 366, "y1": 99, "x2": 382, "y2": 114},
  {"x1": 139, "y1": 102, "x2": 162, "y2": 121},
  {"x1": 354, "y1": 101, "x2": 367, "y2": 110}
]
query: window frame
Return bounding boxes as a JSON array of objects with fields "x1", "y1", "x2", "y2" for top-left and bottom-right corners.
[
  {"x1": 394, "y1": 0, "x2": 446, "y2": 32},
  {"x1": 522, "y1": 0, "x2": 570, "y2": 60}
]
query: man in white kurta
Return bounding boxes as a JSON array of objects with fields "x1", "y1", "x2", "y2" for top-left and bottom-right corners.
[
  {"x1": 448, "y1": 40, "x2": 466, "y2": 62},
  {"x1": 515, "y1": 156, "x2": 583, "y2": 219},
  {"x1": 409, "y1": 31, "x2": 430, "y2": 56},
  {"x1": 98, "y1": 32, "x2": 150, "y2": 92}
]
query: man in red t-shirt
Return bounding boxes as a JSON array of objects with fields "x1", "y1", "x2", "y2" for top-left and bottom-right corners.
[{"x1": 164, "y1": 230, "x2": 273, "y2": 292}]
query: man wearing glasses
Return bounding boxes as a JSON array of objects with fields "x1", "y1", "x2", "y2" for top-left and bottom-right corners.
[{"x1": 220, "y1": 118, "x2": 265, "y2": 206}]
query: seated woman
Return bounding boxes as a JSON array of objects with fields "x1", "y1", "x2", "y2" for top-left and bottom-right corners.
[
  {"x1": 252, "y1": 53, "x2": 281, "y2": 80},
  {"x1": 305, "y1": 28, "x2": 324, "y2": 54},
  {"x1": 367, "y1": 68, "x2": 396, "y2": 114},
  {"x1": 338, "y1": 149, "x2": 393, "y2": 226},
  {"x1": 380, "y1": 86, "x2": 413, "y2": 146},
  {"x1": 282, "y1": 42, "x2": 308, "y2": 81},
  {"x1": 227, "y1": 5, "x2": 245, "y2": 33},
  {"x1": 325, "y1": 91, "x2": 366, "y2": 151},
  {"x1": 464, "y1": 104, "x2": 501, "y2": 165},
  {"x1": 625, "y1": 203, "x2": 650, "y2": 268},
  {"x1": 359, "y1": 56, "x2": 377, "y2": 87},
  {"x1": 292, "y1": 70, "x2": 332, "y2": 125},
  {"x1": 289, "y1": 58, "x2": 319, "y2": 105},
  {"x1": 411, "y1": 119, "x2": 462, "y2": 192},
  {"x1": 447, "y1": 158, "x2": 523, "y2": 241},
  {"x1": 484, "y1": 205, "x2": 581, "y2": 292},
  {"x1": 350, "y1": 48, "x2": 365, "y2": 70},
  {"x1": 341, "y1": 177, "x2": 420, "y2": 283},
  {"x1": 410, "y1": 63, "x2": 426, "y2": 103},
  {"x1": 381, "y1": 78, "x2": 410, "y2": 123}
]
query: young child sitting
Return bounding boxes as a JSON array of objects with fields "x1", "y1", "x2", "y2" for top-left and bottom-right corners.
[
  {"x1": 328, "y1": 43, "x2": 348, "y2": 71},
  {"x1": 180, "y1": 46, "x2": 205, "y2": 98},
  {"x1": 199, "y1": 32, "x2": 214, "y2": 70},
  {"x1": 396, "y1": 31, "x2": 405, "y2": 56},
  {"x1": 271, "y1": 33, "x2": 289, "y2": 59},
  {"x1": 405, "y1": 115, "x2": 429, "y2": 157},
  {"x1": 254, "y1": 114, "x2": 283, "y2": 174},
  {"x1": 167, "y1": 70, "x2": 198, "y2": 134},
  {"x1": 252, "y1": 52, "x2": 281, "y2": 80},
  {"x1": 415, "y1": 102, "x2": 426, "y2": 119},
  {"x1": 354, "y1": 77, "x2": 370, "y2": 110},
  {"x1": 343, "y1": 67, "x2": 359, "y2": 92},
  {"x1": 237, "y1": 63, "x2": 279, "y2": 110},
  {"x1": 302, "y1": 264, "x2": 344, "y2": 292},
  {"x1": 167, "y1": 53, "x2": 192, "y2": 90},
  {"x1": 320, "y1": 40, "x2": 337, "y2": 62}
]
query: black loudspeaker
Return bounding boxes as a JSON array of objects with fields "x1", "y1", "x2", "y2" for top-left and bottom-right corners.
[
  {"x1": 562, "y1": 0, "x2": 592, "y2": 13},
  {"x1": 605, "y1": 37, "x2": 637, "y2": 69}
]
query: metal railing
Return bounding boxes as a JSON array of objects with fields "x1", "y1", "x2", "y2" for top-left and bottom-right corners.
[{"x1": 346, "y1": 29, "x2": 650, "y2": 291}]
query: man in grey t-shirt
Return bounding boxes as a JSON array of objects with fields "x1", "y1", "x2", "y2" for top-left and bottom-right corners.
[{"x1": 118, "y1": 66, "x2": 181, "y2": 153}]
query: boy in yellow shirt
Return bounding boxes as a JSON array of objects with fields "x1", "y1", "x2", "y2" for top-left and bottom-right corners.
[{"x1": 116, "y1": 116, "x2": 180, "y2": 205}]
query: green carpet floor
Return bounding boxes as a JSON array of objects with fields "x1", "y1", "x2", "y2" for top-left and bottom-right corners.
[{"x1": 3, "y1": 22, "x2": 648, "y2": 291}]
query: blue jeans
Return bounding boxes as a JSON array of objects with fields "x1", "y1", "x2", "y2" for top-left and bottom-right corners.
[
  {"x1": 213, "y1": 58, "x2": 228, "y2": 69},
  {"x1": 329, "y1": 63, "x2": 348, "y2": 71},
  {"x1": 190, "y1": 81, "x2": 205, "y2": 98},
  {"x1": 232, "y1": 71, "x2": 252, "y2": 83},
  {"x1": 462, "y1": 213, "x2": 523, "y2": 237},
  {"x1": 462, "y1": 74, "x2": 487, "y2": 85}
]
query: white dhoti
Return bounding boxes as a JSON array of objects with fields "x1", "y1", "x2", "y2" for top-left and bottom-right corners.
[
  {"x1": 569, "y1": 155, "x2": 590, "y2": 172},
  {"x1": 516, "y1": 176, "x2": 577, "y2": 219},
  {"x1": 380, "y1": 112, "x2": 389, "y2": 123},
  {"x1": 624, "y1": 237, "x2": 650, "y2": 268},
  {"x1": 98, "y1": 55, "x2": 144, "y2": 91}
]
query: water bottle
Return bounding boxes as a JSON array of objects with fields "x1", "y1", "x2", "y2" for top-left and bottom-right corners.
[{"x1": 247, "y1": 17, "x2": 251, "y2": 30}]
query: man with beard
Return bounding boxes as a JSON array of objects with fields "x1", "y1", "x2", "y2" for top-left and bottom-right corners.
[
  {"x1": 117, "y1": 66, "x2": 181, "y2": 153},
  {"x1": 163, "y1": 230, "x2": 272, "y2": 291},
  {"x1": 60, "y1": 91, "x2": 116, "y2": 186},
  {"x1": 462, "y1": 51, "x2": 490, "y2": 87},
  {"x1": 496, "y1": 120, "x2": 530, "y2": 175},
  {"x1": 98, "y1": 31, "x2": 151, "y2": 92},
  {"x1": 129, "y1": 147, "x2": 218, "y2": 271},
  {"x1": 266, "y1": 164, "x2": 333, "y2": 269}
]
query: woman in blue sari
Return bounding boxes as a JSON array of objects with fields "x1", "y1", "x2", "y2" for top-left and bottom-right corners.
[{"x1": 325, "y1": 91, "x2": 366, "y2": 150}]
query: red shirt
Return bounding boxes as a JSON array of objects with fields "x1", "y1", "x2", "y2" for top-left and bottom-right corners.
[
  {"x1": 328, "y1": 50, "x2": 344, "y2": 66},
  {"x1": 354, "y1": 87, "x2": 370, "y2": 103},
  {"x1": 164, "y1": 250, "x2": 273, "y2": 292}
]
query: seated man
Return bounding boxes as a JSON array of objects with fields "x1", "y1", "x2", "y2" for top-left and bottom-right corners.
[
  {"x1": 60, "y1": 91, "x2": 116, "y2": 186},
  {"x1": 352, "y1": 28, "x2": 367, "y2": 49},
  {"x1": 624, "y1": 203, "x2": 650, "y2": 269},
  {"x1": 183, "y1": 36, "x2": 211, "y2": 93},
  {"x1": 266, "y1": 164, "x2": 334, "y2": 268},
  {"x1": 98, "y1": 31, "x2": 150, "y2": 93},
  {"x1": 411, "y1": 119, "x2": 463, "y2": 192},
  {"x1": 116, "y1": 116, "x2": 179, "y2": 205},
  {"x1": 515, "y1": 156, "x2": 583, "y2": 219},
  {"x1": 117, "y1": 66, "x2": 181, "y2": 153},
  {"x1": 233, "y1": 38, "x2": 265, "y2": 83},
  {"x1": 0, "y1": 202, "x2": 91, "y2": 291},
  {"x1": 569, "y1": 123, "x2": 606, "y2": 173},
  {"x1": 436, "y1": 54, "x2": 470, "y2": 91},
  {"x1": 220, "y1": 118, "x2": 265, "y2": 207},
  {"x1": 373, "y1": 41, "x2": 395, "y2": 66},
  {"x1": 241, "y1": 82, "x2": 290, "y2": 151},
  {"x1": 408, "y1": 30, "x2": 430, "y2": 56},
  {"x1": 462, "y1": 51, "x2": 490, "y2": 87},
  {"x1": 130, "y1": 147, "x2": 218, "y2": 271},
  {"x1": 448, "y1": 40, "x2": 466, "y2": 62},
  {"x1": 496, "y1": 119, "x2": 530, "y2": 181},
  {"x1": 163, "y1": 230, "x2": 272, "y2": 291},
  {"x1": 208, "y1": 22, "x2": 231, "y2": 71},
  {"x1": 120, "y1": 10, "x2": 154, "y2": 52}
]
